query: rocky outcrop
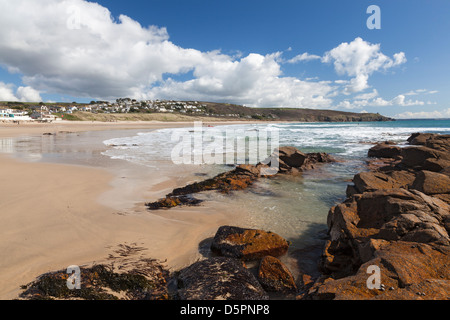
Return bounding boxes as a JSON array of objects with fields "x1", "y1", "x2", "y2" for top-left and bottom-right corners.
[
  {"x1": 311, "y1": 241, "x2": 450, "y2": 300},
  {"x1": 257, "y1": 256, "x2": 297, "y2": 293},
  {"x1": 146, "y1": 146, "x2": 335, "y2": 210},
  {"x1": 174, "y1": 224, "x2": 299, "y2": 300},
  {"x1": 308, "y1": 133, "x2": 450, "y2": 300},
  {"x1": 270, "y1": 147, "x2": 335, "y2": 174},
  {"x1": 176, "y1": 257, "x2": 269, "y2": 300},
  {"x1": 408, "y1": 132, "x2": 450, "y2": 152},
  {"x1": 368, "y1": 141, "x2": 402, "y2": 159},
  {"x1": 210, "y1": 226, "x2": 289, "y2": 260},
  {"x1": 19, "y1": 259, "x2": 171, "y2": 300},
  {"x1": 411, "y1": 170, "x2": 450, "y2": 195},
  {"x1": 400, "y1": 146, "x2": 450, "y2": 170}
]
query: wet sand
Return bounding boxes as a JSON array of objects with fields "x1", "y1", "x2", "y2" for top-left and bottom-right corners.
[{"x1": 0, "y1": 120, "x2": 251, "y2": 299}]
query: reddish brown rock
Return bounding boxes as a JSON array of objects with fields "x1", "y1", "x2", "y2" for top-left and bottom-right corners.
[
  {"x1": 324, "y1": 188, "x2": 450, "y2": 280},
  {"x1": 310, "y1": 132, "x2": 450, "y2": 300},
  {"x1": 278, "y1": 146, "x2": 307, "y2": 168},
  {"x1": 368, "y1": 142, "x2": 402, "y2": 159},
  {"x1": 400, "y1": 146, "x2": 450, "y2": 169},
  {"x1": 147, "y1": 146, "x2": 335, "y2": 210},
  {"x1": 408, "y1": 132, "x2": 450, "y2": 152},
  {"x1": 261, "y1": 146, "x2": 335, "y2": 174},
  {"x1": 177, "y1": 257, "x2": 269, "y2": 300},
  {"x1": 422, "y1": 158, "x2": 450, "y2": 172},
  {"x1": 411, "y1": 170, "x2": 450, "y2": 195},
  {"x1": 257, "y1": 256, "x2": 297, "y2": 293},
  {"x1": 146, "y1": 164, "x2": 261, "y2": 209},
  {"x1": 310, "y1": 241, "x2": 450, "y2": 300},
  {"x1": 352, "y1": 171, "x2": 404, "y2": 193},
  {"x1": 210, "y1": 226, "x2": 289, "y2": 260}
]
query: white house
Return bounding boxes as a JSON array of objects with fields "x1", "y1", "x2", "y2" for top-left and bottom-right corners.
[{"x1": 0, "y1": 109, "x2": 32, "y2": 121}]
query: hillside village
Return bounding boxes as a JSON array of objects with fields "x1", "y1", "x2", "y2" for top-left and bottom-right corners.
[
  {"x1": 0, "y1": 98, "x2": 393, "y2": 123},
  {"x1": 0, "y1": 99, "x2": 245, "y2": 122}
]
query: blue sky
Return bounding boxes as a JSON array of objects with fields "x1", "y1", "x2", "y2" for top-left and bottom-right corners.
[{"x1": 0, "y1": 0, "x2": 449, "y2": 118}]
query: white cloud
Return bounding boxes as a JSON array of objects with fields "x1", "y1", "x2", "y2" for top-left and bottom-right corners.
[
  {"x1": 322, "y1": 37, "x2": 406, "y2": 94},
  {"x1": 147, "y1": 53, "x2": 336, "y2": 108},
  {"x1": 286, "y1": 52, "x2": 321, "y2": 64},
  {"x1": 404, "y1": 89, "x2": 438, "y2": 96},
  {"x1": 0, "y1": 0, "x2": 204, "y2": 99},
  {"x1": 0, "y1": 82, "x2": 18, "y2": 101},
  {"x1": 354, "y1": 89, "x2": 379, "y2": 100},
  {"x1": 0, "y1": 0, "x2": 338, "y2": 108},
  {"x1": 395, "y1": 108, "x2": 450, "y2": 119},
  {"x1": 0, "y1": 1, "x2": 418, "y2": 110},
  {"x1": 16, "y1": 86, "x2": 42, "y2": 102},
  {"x1": 338, "y1": 92, "x2": 426, "y2": 109},
  {"x1": 0, "y1": 82, "x2": 42, "y2": 102}
]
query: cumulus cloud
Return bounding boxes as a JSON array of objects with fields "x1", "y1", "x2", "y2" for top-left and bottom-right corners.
[
  {"x1": 0, "y1": 82, "x2": 42, "y2": 102},
  {"x1": 0, "y1": 1, "x2": 417, "y2": 110},
  {"x1": 147, "y1": 53, "x2": 335, "y2": 108},
  {"x1": 322, "y1": 37, "x2": 406, "y2": 94},
  {"x1": 0, "y1": 0, "x2": 205, "y2": 99},
  {"x1": 0, "y1": 0, "x2": 339, "y2": 108},
  {"x1": 338, "y1": 92, "x2": 426, "y2": 109},
  {"x1": 396, "y1": 108, "x2": 450, "y2": 119}
]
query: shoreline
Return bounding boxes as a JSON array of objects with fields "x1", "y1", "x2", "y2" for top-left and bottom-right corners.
[
  {"x1": 0, "y1": 119, "x2": 292, "y2": 139},
  {"x1": 0, "y1": 120, "x2": 253, "y2": 299}
]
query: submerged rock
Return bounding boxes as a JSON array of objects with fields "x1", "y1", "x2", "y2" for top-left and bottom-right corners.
[
  {"x1": 210, "y1": 226, "x2": 289, "y2": 260},
  {"x1": 177, "y1": 257, "x2": 269, "y2": 300}
]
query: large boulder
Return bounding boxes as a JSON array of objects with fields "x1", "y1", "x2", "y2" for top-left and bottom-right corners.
[
  {"x1": 422, "y1": 158, "x2": 450, "y2": 172},
  {"x1": 257, "y1": 256, "x2": 297, "y2": 293},
  {"x1": 260, "y1": 146, "x2": 335, "y2": 174},
  {"x1": 177, "y1": 257, "x2": 269, "y2": 300},
  {"x1": 408, "y1": 132, "x2": 450, "y2": 152},
  {"x1": 210, "y1": 226, "x2": 289, "y2": 260},
  {"x1": 278, "y1": 146, "x2": 307, "y2": 168},
  {"x1": 400, "y1": 146, "x2": 450, "y2": 169},
  {"x1": 310, "y1": 241, "x2": 450, "y2": 300},
  {"x1": 352, "y1": 171, "x2": 414, "y2": 193},
  {"x1": 368, "y1": 142, "x2": 402, "y2": 159},
  {"x1": 411, "y1": 170, "x2": 450, "y2": 195}
]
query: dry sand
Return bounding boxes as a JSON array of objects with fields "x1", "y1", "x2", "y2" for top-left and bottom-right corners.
[{"x1": 0, "y1": 120, "x2": 252, "y2": 299}]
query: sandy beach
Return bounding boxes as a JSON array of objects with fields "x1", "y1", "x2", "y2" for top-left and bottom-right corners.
[{"x1": 0, "y1": 120, "x2": 257, "y2": 299}]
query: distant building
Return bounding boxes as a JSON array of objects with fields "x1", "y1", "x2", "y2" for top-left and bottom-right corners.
[{"x1": 0, "y1": 109, "x2": 32, "y2": 121}]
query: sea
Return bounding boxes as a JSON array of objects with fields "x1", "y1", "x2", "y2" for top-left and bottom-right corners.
[{"x1": 101, "y1": 119, "x2": 450, "y2": 251}]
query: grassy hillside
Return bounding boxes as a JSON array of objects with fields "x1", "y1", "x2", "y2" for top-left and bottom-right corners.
[{"x1": 200, "y1": 102, "x2": 393, "y2": 122}]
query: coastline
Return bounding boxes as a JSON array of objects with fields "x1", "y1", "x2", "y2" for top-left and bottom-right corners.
[
  {"x1": 0, "y1": 119, "x2": 275, "y2": 138},
  {"x1": 2, "y1": 120, "x2": 449, "y2": 300}
]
